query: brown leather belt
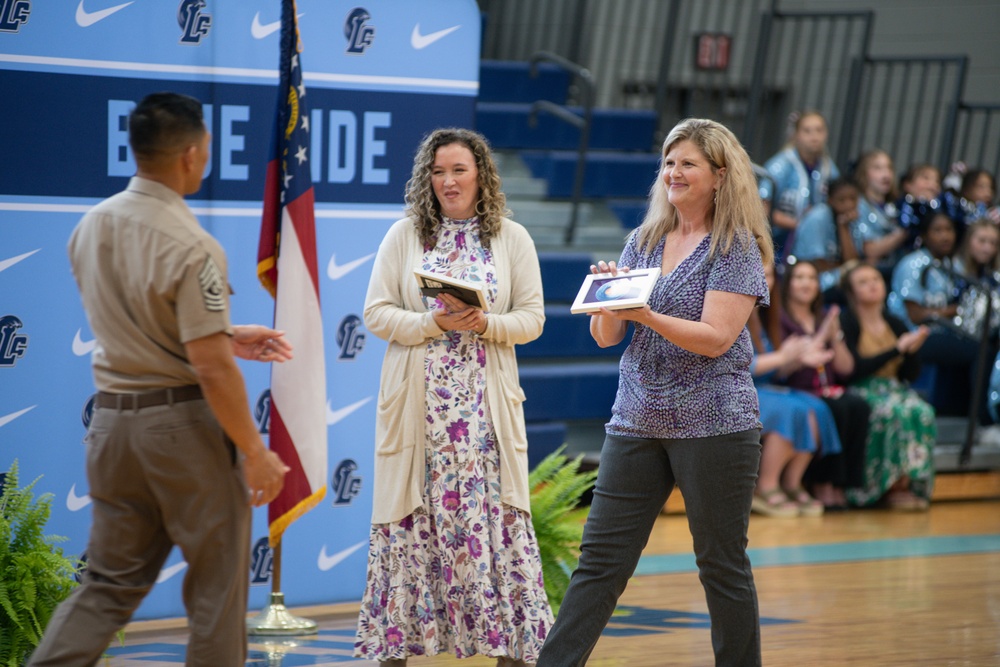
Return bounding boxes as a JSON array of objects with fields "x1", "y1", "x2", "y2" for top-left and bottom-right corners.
[{"x1": 95, "y1": 385, "x2": 203, "y2": 410}]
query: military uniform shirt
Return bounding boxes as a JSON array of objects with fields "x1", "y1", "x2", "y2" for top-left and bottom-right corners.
[{"x1": 68, "y1": 176, "x2": 233, "y2": 393}]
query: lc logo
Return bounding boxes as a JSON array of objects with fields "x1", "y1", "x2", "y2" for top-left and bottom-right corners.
[
  {"x1": 81, "y1": 394, "x2": 96, "y2": 430},
  {"x1": 0, "y1": 315, "x2": 28, "y2": 367},
  {"x1": 0, "y1": 0, "x2": 29, "y2": 32},
  {"x1": 344, "y1": 7, "x2": 374, "y2": 54},
  {"x1": 254, "y1": 389, "x2": 271, "y2": 434},
  {"x1": 331, "y1": 459, "x2": 361, "y2": 506},
  {"x1": 336, "y1": 315, "x2": 366, "y2": 361},
  {"x1": 178, "y1": 0, "x2": 211, "y2": 45},
  {"x1": 249, "y1": 536, "x2": 273, "y2": 585}
]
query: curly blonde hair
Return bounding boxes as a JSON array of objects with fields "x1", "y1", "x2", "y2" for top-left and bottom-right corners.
[
  {"x1": 636, "y1": 118, "x2": 774, "y2": 267},
  {"x1": 404, "y1": 128, "x2": 509, "y2": 249}
]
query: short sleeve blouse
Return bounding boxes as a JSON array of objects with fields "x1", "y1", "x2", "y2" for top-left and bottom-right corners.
[{"x1": 606, "y1": 230, "x2": 769, "y2": 440}]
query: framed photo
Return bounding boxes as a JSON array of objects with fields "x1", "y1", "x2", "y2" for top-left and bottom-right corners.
[
  {"x1": 414, "y1": 267, "x2": 490, "y2": 311},
  {"x1": 570, "y1": 267, "x2": 661, "y2": 314}
]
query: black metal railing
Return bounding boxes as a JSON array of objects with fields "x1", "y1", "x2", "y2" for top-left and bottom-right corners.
[
  {"x1": 527, "y1": 51, "x2": 595, "y2": 245},
  {"x1": 948, "y1": 103, "x2": 1000, "y2": 177}
]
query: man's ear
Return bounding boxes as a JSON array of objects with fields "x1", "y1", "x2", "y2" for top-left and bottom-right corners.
[{"x1": 179, "y1": 143, "x2": 197, "y2": 172}]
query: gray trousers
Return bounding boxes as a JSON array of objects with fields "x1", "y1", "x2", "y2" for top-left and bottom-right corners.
[
  {"x1": 537, "y1": 429, "x2": 762, "y2": 667},
  {"x1": 28, "y1": 399, "x2": 251, "y2": 667}
]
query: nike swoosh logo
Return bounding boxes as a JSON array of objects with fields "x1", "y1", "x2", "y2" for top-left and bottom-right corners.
[
  {"x1": 326, "y1": 252, "x2": 375, "y2": 280},
  {"x1": 0, "y1": 249, "x2": 40, "y2": 274},
  {"x1": 251, "y1": 11, "x2": 304, "y2": 39},
  {"x1": 73, "y1": 329, "x2": 97, "y2": 356},
  {"x1": 156, "y1": 561, "x2": 188, "y2": 584},
  {"x1": 0, "y1": 406, "x2": 35, "y2": 429},
  {"x1": 66, "y1": 484, "x2": 92, "y2": 512},
  {"x1": 326, "y1": 397, "x2": 372, "y2": 426},
  {"x1": 75, "y1": 0, "x2": 134, "y2": 27},
  {"x1": 317, "y1": 541, "x2": 366, "y2": 572},
  {"x1": 410, "y1": 23, "x2": 460, "y2": 50}
]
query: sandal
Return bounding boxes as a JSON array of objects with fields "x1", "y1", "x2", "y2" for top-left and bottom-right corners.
[
  {"x1": 751, "y1": 488, "x2": 799, "y2": 518},
  {"x1": 885, "y1": 490, "x2": 930, "y2": 512},
  {"x1": 782, "y1": 486, "x2": 824, "y2": 517}
]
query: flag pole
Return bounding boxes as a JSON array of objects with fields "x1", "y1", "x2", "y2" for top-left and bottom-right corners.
[
  {"x1": 246, "y1": 541, "x2": 318, "y2": 636},
  {"x1": 248, "y1": 0, "x2": 326, "y2": 636}
]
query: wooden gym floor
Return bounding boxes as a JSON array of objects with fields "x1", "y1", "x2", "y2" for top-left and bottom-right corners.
[{"x1": 101, "y1": 492, "x2": 1000, "y2": 666}]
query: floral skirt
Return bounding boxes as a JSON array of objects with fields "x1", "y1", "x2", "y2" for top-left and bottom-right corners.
[
  {"x1": 845, "y1": 377, "x2": 936, "y2": 506},
  {"x1": 354, "y1": 442, "x2": 553, "y2": 661}
]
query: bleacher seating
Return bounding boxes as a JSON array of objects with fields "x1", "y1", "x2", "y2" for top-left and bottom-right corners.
[
  {"x1": 475, "y1": 61, "x2": 653, "y2": 463},
  {"x1": 520, "y1": 362, "x2": 620, "y2": 422},
  {"x1": 519, "y1": 150, "x2": 660, "y2": 198},
  {"x1": 536, "y1": 251, "x2": 593, "y2": 301},
  {"x1": 478, "y1": 60, "x2": 570, "y2": 105},
  {"x1": 607, "y1": 199, "x2": 648, "y2": 229},
  {"x1": 476, "y1": 103, "x2": 657, "y2": 152}
]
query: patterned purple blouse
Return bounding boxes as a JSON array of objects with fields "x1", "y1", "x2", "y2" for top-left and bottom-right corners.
[{"x1": 606, "y1": 231, "x2": 769, "y2": 440}]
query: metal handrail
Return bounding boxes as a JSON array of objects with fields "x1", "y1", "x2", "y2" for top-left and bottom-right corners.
[{"x1": 528, "y1": 51, "x2": 594, "y2": 245}]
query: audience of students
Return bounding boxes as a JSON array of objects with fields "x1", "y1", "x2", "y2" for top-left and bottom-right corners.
[{"x1": 755, "y1": 109, "x2": 999, "y2": 515}]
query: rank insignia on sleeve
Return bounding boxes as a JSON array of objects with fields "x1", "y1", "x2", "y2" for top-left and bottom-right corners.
[{"x1": 198, "y1": 256, "x2": 226, "y2": 312}]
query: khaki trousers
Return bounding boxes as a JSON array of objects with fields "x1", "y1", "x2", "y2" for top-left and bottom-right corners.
[{"x1": 28, "y1": 399, "x2": 251, "y2": 666}]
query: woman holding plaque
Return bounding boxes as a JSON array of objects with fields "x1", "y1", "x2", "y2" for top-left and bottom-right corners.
[
  {"x1": 537, "y1": 118, "x2": 773, "y2": 666},
  {"x1": 355, "y1": 128, "x2": 551, "y2": 667}
]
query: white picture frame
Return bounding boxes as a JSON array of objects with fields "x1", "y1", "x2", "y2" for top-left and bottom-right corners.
[{"x1": 570, "y1": 267, "x2": 661, "y2": 314}]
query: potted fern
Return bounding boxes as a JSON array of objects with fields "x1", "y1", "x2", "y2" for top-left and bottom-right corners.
[
  {"x1": 528, "y1": 446, "x2": 598, "y2": 616},
  {"x1": 0, "y1": 461, "x2": 80, "y2": 666}
]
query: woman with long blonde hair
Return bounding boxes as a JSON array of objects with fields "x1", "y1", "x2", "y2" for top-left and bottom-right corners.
[{"x1": 538, "y1": 118, "x2": 772, "y2": 666}]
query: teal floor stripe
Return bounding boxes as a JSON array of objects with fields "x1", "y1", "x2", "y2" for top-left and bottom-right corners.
[{"x1": 634, "y1": 534, "x2": 1000, "y2": 576}]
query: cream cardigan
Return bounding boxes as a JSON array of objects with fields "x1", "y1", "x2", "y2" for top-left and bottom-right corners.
[{"x1": 363, "y1": 216, "x2": 545, "y2": 524}]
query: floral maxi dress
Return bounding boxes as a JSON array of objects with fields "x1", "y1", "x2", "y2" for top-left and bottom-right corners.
[{"x1": 355, "y1": 216, "x2": 553, "y2": 662}]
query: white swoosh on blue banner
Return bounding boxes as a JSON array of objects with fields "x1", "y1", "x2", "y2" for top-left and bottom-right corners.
[
  {"x1": 410, "y1": 23, "x2": 461, "y2": 50},
  {"x1": 317, "y1": 541, "x2": 366, "y2": 572},
  {"x1": 156, "y1": 561, "x2": 188, "y2": 584},
  {"x1": 326, "y1": 397, "x2": 372, "y2": 426},
  {"x1": 0, "y1": 406, "x2": 35, "y2": 429},
  {"x1": 326, "y1": 252, "x2": 375, "y2": 281},
  {"x1": 66, "y1": 484, "x2": 92, "y2": 512},
  {"x1": 0, "y1": 249, "x2": 40, "y2": 274},
  {"x1": 72, "y1": 329, "x2": 97, "y2": 356},
  {"x1": 251, "y1": 11, "x2": 304, "y2": 39},
  {"x1": 75, "y1": 0, "x2": 134, "y2": 27}
]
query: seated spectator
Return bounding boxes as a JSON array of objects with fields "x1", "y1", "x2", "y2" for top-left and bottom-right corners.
[
  {"x1": 778, "y1": 259, "x2": 869, "y2": 510},
  {"x1": 839, "y1": 261, "x2": 936, "y2": 511},
  {"x1": 764, "y1": 110, "x2": 840, "y2": 259},
  {"x1": 888, "y1": 211, "x2": 981, "y2": 417},
  {"x1": 748, "y1": 263, "x2": 839, "y2": 517},
  {"x1": 954, "y1": 218, "x2": 1000, "y2": 423},
  {"x1": 954, "y1": 217, "x2": 1000, "y2": 340},
  {"x1": 850, "y1": 149, "x2": 908, "y2": 274},
  {"x1": 895, "y1": 163, "x2": 943, "y2": 248},
  {"x1": 943, "y1": 166, "x2": 999, "y2": 228},
  {"x1": 790, "y1": 177, "x2": 861, "y2": 302}
]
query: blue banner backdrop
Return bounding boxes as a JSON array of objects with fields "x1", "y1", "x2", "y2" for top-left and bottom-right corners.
[{"x1": 0, "y1": 0, "x2": 479, "y2": 620}]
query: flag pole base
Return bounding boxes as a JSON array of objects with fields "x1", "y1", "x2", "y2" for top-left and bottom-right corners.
[{"x1": 246, "y1": 592, "x2": 318, "y2": 636}]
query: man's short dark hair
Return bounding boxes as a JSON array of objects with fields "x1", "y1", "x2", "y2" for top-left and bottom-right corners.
[{"x1": 129, "y1": 92, "x2": 205, "y2": 161}]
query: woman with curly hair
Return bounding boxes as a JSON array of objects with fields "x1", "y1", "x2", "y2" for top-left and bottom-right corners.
[{"x1": 355, "y1": 128, "x2": 552, "y2": 667}]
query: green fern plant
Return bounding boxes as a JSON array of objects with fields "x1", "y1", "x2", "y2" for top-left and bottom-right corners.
[
  {"x1": 0, "y1": 460, "x2": 80, "y2": 667},
  {"x1": 529, "y1": 446, "x2": 598, "y2": 616}
]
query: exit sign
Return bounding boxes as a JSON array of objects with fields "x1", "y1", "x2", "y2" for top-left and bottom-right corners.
[{"x1": 695, "y1": 33, "x2": 732, "y2": 71}]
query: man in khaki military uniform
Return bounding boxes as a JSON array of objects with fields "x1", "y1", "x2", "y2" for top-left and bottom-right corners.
[{"x1": 29, "y1": 92, "x2": 291, "y2": 666}]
